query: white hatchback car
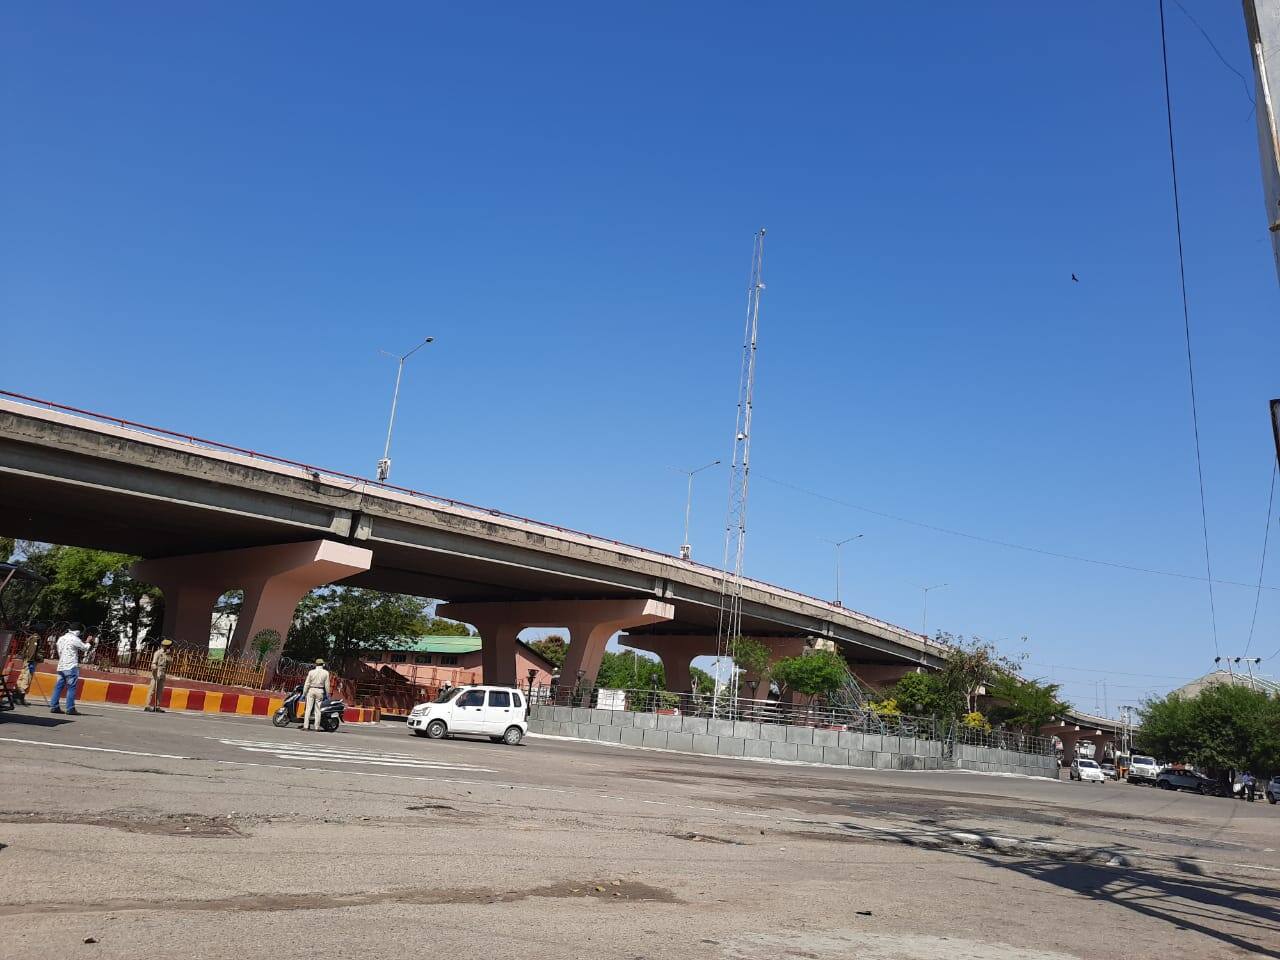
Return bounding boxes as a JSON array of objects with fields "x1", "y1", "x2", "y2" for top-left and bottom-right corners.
[
  {"x1": 1070, "y1": 758, "x2": 1105, "y2": 783},
  {"x1": 408, "y1": 685, "x2": 528, "y2": 745}
]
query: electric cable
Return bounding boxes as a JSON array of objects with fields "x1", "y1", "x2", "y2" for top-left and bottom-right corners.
[
  {"x1": 1244, "y1": 462, "x2": 1276, "y2": 657},
  {"x1": 1158, "y1": 0, "x2": 1220, "y2": 658}
]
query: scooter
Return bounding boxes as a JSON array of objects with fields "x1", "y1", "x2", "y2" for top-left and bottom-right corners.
[{"x1": 271, "y1": 684, "x2": 345, "y2": 732}]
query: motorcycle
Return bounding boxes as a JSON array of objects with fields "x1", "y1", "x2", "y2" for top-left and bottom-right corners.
[{"x1": 271, "y1": 684, "x2": 345, "y2": 732}]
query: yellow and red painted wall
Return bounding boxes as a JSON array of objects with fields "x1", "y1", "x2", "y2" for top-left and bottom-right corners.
[{"x1": 5, "y1": 664, "x2": 379, "y2": 723}]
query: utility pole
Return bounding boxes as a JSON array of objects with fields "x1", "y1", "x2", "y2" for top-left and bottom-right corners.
[
  {"x1": 677, "y1": 459, "x2": 720, "y2": 560},
  {"x1": 376, "y1": 336, "x2": 434, "y2": 482},
  {"x1": 820, "y1": 534, "x2": 862, "y2": 606},
  {"x1": 1218, "y1": 655, "x2": 1264, "y2": 691},
  {"x1": 714, "y1": 229, "x2": 767, "y2": 713}
]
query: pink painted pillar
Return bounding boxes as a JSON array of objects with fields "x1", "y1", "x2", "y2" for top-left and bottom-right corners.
[
  {"x1": 133, "y1": 540, "x2": 373, "y2": 673},
  {"x1": 440, "y1": 599, "x2": 675, "y2": 691},
  {"x1": 150, "y1": 581, "x2": 225, "y2": 651},
  {"x1": 620, "y1": 635, "x2": 716, "y2": 693}
]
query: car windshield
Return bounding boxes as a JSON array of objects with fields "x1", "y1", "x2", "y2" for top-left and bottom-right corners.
[
  {"x1": 1133, "y1": 756, "x2": 1155, "y2": 765},
  {"x1": 1079, "y1": 760, "x2": 1099, "y2": 768},
  {"x1": 434, "y1": 687, "x2": 461, "y2": 704}
]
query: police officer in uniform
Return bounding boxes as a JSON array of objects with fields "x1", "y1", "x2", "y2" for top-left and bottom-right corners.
[
  {"x1": 303, "y1": 658, "x2": 331, "y2": 731},
  {"x1": 145, "y1": 637, "x2": 173, "y2": 712}
]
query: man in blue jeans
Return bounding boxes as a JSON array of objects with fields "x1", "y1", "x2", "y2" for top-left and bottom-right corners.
[{"x1": 51, "y1": 622, "x2": 93, "y2": 715}]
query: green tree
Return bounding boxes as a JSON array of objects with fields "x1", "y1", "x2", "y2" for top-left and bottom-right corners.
[
  {"x1": 986, "y1": 674, "x2": 1069, "y2": 733},
  {"x1": 420, "y1": 616, "x2": 475, "y2": 637},
  {"x1": 285, "y1": 586, "x2": 431, "y2": 663},
  {"x1": 527, "y1": 634, "x2": 567, "y2": 668},
  {"x1": 1138, "y1": 685, "x2": 1280, "y2": 774},
  {"x1": 889, "y1": 671, "x2": 959, "y2": 718},
  {"x1": 937, "y1": 634, "x2": 1021, "y2": 715},
  {"x1": 251, "y1": 629, "x2": 281, "y2": 668},
  {"x1": 18, "y1": 543, "x2": 161, "y2": 650},
  {"x1": 771, "y1": 650, "x2": 847, "y2": 700},
  {"x1": 690, "y1": 665, "x2": 716, "y2": 693},
  {"x1": 597, "y1": 649, "x2": 664, "y2": 689},
  {"x1": 731, "y1": 635, "x2": 772, "y2": 688}
]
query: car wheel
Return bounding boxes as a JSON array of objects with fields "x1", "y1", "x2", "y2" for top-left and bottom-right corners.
[
  {"x1": 502, "y1": 725, "x2": 524, "y2": 746},
  {"x1": 271, "y1": 708, "x2": 292, "y2": 728},
  {"x1": 1157, "y1": 780, "x2": 1171, "y2": 790},
  {"x1": 1198, "y1": 784, "x2": 1210, "y2": 796},
  {"x1": 1268, "y1": 792, "x2": 1277, "y2": 805},
  {"x1": 425, "y1": 719, "x2": 447, "y2": 740}
]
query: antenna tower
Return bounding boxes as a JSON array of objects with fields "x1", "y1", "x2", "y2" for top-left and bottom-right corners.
[{"x1": 715, "y1": 228, "x2": 767, "y2": 693}]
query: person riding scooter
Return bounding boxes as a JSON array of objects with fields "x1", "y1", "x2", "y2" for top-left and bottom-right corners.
[{"x1": 271, "y1": 683, "x2": 345, "y2": 732}]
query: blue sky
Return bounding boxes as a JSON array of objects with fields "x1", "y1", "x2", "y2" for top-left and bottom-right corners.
[{"x1": 3, "y1": 2, "x2": 1277, "y2": 711}]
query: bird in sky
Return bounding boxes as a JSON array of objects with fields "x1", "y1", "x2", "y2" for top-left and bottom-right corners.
[{"x1": 1071, "y1": 273, "x2": 1079, "y2": 282}]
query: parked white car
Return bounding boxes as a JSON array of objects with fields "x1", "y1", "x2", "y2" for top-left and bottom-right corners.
[
  {"x1": 408, "y1": 685, "x2": 528, "y2": 745},
  {"x1": 1127, "y1": 754, "x2": 1161, "y2": 785},
  {"x1": 1070, "y1": 758, "x2": 1105, "y2": 783}
]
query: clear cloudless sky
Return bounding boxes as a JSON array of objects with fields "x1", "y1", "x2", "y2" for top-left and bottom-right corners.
[{"x1": 3, "y1": 2, "x2": 1278, "y2": 711}]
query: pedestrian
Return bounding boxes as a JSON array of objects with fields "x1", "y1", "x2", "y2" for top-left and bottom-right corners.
[
  {"x1": 302, "y1": 658, "x2": 330, "y2": 731},
  {"x1": 14, "y1": 624, "x2": 44, "y2": 705},
  {"x1": 145, "y1": 637, "x2": 173, "y2": 712},
  {"x1": 1242, "y1": 771, "x2": 1257, "y2": 802},
  {"x1": 50, "y1": 622, "x2": 93, "y2": 715}
]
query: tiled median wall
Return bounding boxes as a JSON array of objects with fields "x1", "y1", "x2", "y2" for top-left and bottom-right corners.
[{"x1": 528, "y1": 706, "x2": 1057, "y2": 779}]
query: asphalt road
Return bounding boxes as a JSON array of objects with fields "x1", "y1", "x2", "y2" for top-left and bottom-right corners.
[{"x1": 0, "y1": 703, "x2": 1276, "y2": 960}]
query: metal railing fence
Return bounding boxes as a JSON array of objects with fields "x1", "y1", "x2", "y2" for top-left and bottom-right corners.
[{"x1": 529, "y1": 684, "x2": 1056, "y2": 757}]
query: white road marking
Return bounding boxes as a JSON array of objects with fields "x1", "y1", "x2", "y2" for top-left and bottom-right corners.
[
  {"x1": 0, "y1": 737, "x2": 192, "y2": 761},
  {"x1": 210, "y1": 737, "x2": 496, "y2": 772}
]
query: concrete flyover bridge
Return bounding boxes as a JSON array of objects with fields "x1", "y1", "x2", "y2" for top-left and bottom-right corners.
[{"x1": 0, "y1": 391, "x2": 945, "y2": 686}]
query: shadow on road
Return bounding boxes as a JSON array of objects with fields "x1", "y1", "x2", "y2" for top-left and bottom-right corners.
[
  {"x1": 986, "y1": 858, "x2": 1280, "y2": 959},
  {"x1": 840, "y1": 821, "x2": 1279, "y2": 958},
  {"x1": 0, "y1": 711, "x2": 75, "y2": 729}
]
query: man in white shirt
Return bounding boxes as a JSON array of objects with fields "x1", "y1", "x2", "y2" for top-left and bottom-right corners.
[
  {"x1": 302, "y1": 659, "x2": 331, "y2": 731},
  {"x1": 51, "y1": 622, "x2": 93, "y2": 715}
]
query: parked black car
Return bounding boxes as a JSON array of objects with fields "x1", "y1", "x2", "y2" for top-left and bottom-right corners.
[
  {"x1": 1267, "y1": 775, "x2": 1280, "y2": 805},
  {"x1": 1156, "y1": 768, "x2": 1221, "y2": 795}
]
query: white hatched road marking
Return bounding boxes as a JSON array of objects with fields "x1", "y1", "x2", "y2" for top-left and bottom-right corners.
[{"x1": 210, "y1": 737, "x2": 497, "y2": 772}]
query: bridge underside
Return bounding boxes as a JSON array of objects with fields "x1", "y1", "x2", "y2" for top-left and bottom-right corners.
[{"x1": 0, "y1": 405, "x2": 940, "y2": 689}]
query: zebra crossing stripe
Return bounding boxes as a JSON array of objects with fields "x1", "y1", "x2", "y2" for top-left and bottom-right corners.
[{"x1": 210, "y1": 737, "x2": 496, "y2": 773}]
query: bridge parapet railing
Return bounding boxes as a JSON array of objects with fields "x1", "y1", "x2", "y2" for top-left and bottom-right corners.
[{"x1": 947, "y1": 721, "x2": 1056, "y2": 757}]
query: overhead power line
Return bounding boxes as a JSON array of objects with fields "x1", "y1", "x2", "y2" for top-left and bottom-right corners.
[
  {"x1": 754, "y1": 473, "x2": 1280, "y2": 592},
  {"x1": 1170, "y1": 0, "x2": 1255, "y2": 109},
  {"x1": 1157, "y1": 0, "x2": 1220, "y2": 659},
  {"x1": 1245, "y1": 463, "x2": 1276, "y2": 657}
]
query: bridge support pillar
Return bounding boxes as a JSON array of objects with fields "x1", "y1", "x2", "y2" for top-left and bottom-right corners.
[
  {"x1": 621, "y1": 635, "x2": 811, "y2": 695},
  {"x1": 440, "y1": 599, "x2": 674, "y2": 689},
  {"x1": 621, "y1": 635, "x2": 714, "y2": 693},
  {"x1": 133, "y1": 540, "x2": 372, "y2": 672}
]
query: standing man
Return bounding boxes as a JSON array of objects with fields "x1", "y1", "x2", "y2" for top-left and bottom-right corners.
[
  {"x1": 145, "y1": 638, "x2": 173, "y2": 713},
  {"x1": 14, "y1": 625, "x2": 44, "y2": 705},
  {"x1": 50, "y1": 622, "x2": 93, "y2": 715},
  {"x1": 302, "y1": 658, "x2": 331, "y2": 731}
]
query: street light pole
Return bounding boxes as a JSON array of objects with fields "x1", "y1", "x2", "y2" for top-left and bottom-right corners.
[
  {"x1": 677, "y1": 459, "x2": 720, "y2": 560},
  {"x1": 376, "y1": 336, "x2": 434, "y2": 482},
  {"x1": 820, "y1": 534, "x2": 862, "y2": 606},
  {"x1": 921, "y1": 583, "x2": 947, "y2": 637}
]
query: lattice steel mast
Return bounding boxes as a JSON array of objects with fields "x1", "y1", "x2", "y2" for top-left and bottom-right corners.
[{"x1": 715, "y1": 229, "x2": 767, "y2": 690}]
